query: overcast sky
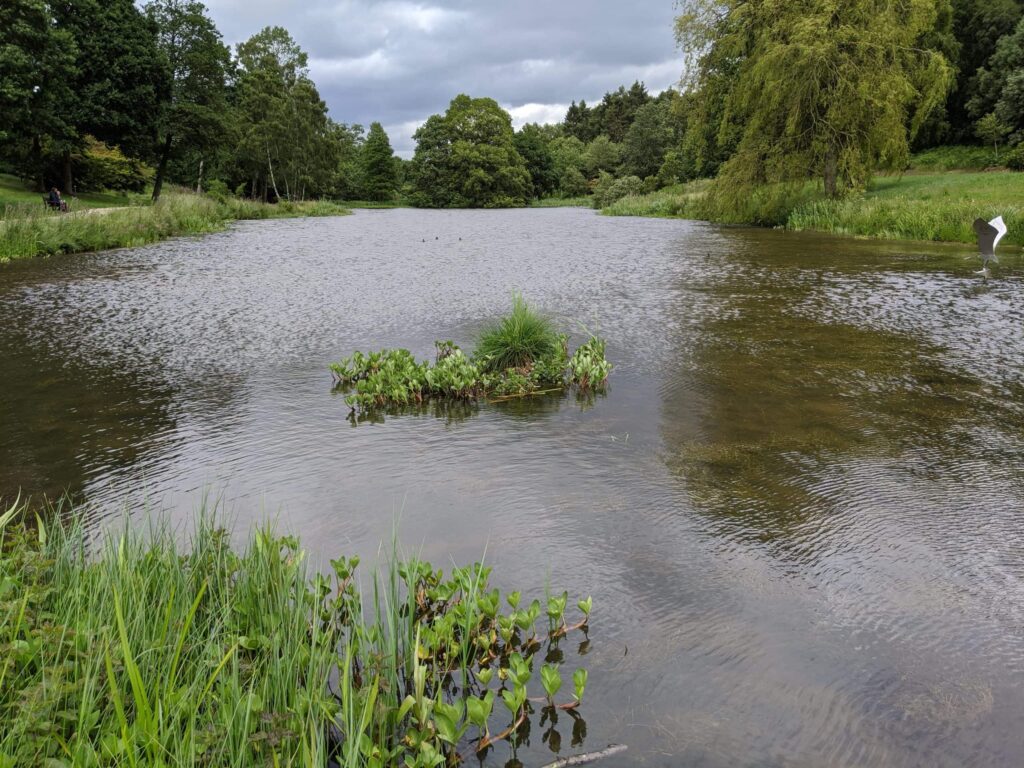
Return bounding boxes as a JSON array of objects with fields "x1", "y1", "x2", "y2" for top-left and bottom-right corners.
[{"x1": 201, "y1": 0, "x2": 683, "y2": 156}]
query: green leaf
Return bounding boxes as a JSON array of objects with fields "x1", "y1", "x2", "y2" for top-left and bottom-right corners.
[
  {"x1": 541, "y1": 664, "x2": 562, "y2": 699},
  {"x1": 573, "y1": 667, "x2": 588, "y2": 702},
  {"x1": 577, "y1": 596, "x2": 593, "y2": 616}
]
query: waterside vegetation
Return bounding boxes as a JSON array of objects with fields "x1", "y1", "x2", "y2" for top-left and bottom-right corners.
[
  {"x1": 603, "y1": 170, "x2": 1024, "y2": 247},
  {"x1": 0, "y1": 500, "x2": 594, "y2": 767},
  {"x1": 0, "y1": 192, "x2": 349, "y2": 263},
  {"x1": 331, "y1": 297, "x2": 611, "y2": 413}
]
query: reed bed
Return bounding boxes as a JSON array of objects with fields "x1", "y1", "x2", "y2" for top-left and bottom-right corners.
[
  {"x1": 0, "y1": 193, "x2": 350, "y2": 262},
  {"x1": 0, "y1": 499, "x2": 593, "y2": 767}
]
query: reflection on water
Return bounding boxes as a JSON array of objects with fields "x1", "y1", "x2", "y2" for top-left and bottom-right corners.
[{"x1": 1, "y1": 210, "x2": 1023, "y2": 766}]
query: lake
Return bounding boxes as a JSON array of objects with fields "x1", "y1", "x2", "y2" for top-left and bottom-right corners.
[{"x1": 2, "y1": 208, "x2": 1023, "y2": 766}]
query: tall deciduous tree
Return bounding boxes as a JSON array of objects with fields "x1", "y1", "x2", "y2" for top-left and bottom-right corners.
[
  {"x1": 513, "y1": 123, "x2": 557, "y2": 198},
  {"x1": 968, "y1": 15, "x2": 1024, "y2": 143},
  {"x1": 360, "y1": 122, "x2": 397, "y2": 201},
  {"x1": 52, "y1": 0, "x2": 170, "y2": 190},
  {"x1": 0, "y1": 0, "x2": 78, "y2": 188},
  {"x1": 410, "y1": 95, "x2": 531, "y2": 208},
  {"x1": 946, "y1": 0, "x2": 1023, "y2": 140},
  {"x1": 622, "y1": 92, "x2": 682, "y2": 179},
  {"x1": 677, "y1": 0, "x2": 953, "y2": 199},
  {"x1": 144, "y1": 0, "x2": 232, "y2": 200},
  {"x1": 234, "y1": 26, "x2": 337, "y2": 200}
]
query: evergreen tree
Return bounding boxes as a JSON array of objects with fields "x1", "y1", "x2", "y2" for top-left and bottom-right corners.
[
  {"x1": 564, "y1": 100, "x2": 599, "y2": 142},
  {"x1": 593, "y1": 81, "x2": 651, "y2": 142},
  {"x1": 360, "y1": 122, "x2": 397, "y2": 201}
]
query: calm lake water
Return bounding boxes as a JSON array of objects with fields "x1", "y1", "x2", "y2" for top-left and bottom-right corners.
[{"x1": 2, "y1": 208, "x2": 1024, "y2": 766}]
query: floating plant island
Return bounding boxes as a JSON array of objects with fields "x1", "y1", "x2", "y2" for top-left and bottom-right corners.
[{"x1": 330, "y1": 297, "x2": 611, "y2": 412}]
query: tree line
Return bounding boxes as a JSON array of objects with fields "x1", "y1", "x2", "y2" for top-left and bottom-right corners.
[
  {"x1": 0, "y1": 0, "x2": 399, "y2": 202},
  {"x1": 3, "y1": 0, "x2": 1021, "y2": 210}
]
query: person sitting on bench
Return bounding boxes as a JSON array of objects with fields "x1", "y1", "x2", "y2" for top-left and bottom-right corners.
[{"x1": 46, "y1": 187, "x2": 68, "y2": 212}]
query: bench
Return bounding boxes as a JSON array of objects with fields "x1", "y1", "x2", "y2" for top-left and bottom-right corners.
[{"x1": 42, "y1": 195, "x2": 69, "y2": 212}]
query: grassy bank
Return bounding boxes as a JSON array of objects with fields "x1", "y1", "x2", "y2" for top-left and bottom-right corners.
[
  {"x1": 0, "y1": 193, "x2": 350, "y2": 263},
  {"x1": 603, "y1": 171, "x2": 1023, "y2": 247},
  {"x1": 0, "y1": 173, "x2": 145, "y2": 214},
  {"x1": 0, "y1": 500, "x2": 593, "y2": 767}
]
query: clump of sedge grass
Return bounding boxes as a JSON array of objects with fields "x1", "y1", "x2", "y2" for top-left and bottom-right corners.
[{"x1": 475, "y1": 294, "x2": 562, "y2": 372}]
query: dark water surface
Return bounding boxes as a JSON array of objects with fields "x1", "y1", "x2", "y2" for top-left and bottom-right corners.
[{"x1": 3, "y1": 208, "x2": 1024, "y2": 766}]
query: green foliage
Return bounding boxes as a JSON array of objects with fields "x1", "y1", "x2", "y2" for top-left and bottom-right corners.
[
  {"x1": 909, "y1": 144, "x2": 1000, "y2": 170},
  {"x1": 234, "y1": 27, "x2": 339, "y2": 201},
  {"x1": 360, "y1": 122, "x2": 397, "y2": 201},
  {"x1": 584, "y1": 135, "x2": 622, "y2": 177},
  {"x1": 72, "y1": 136, "x2": 152, "y2": 192},
  {"x1": 0, "y1": 0, "x2": 77, "y2": 156},
  {"x1": 975, "y1": 112, "x2": 1013, "y2": 156},
  {"x1": 55, "y1": 0, "x2": 171, "y2": 161},
  {"x1": 945, "y1": 0, "x2": 1023, "y2": 142},
  {"x1": 566, "y1": 82, "x2": 653, "y2": 143},
  {"x1": 594, "y1": 175, "x2": 644, "y2": 209},
  {"x1": 0, "y1": 502, "x2": 594, "y2": 767},
  {"x1": 476, "y1": 294, "x2": 561, "y2": 372},
  {"x1": 332, "y1": 297, "x2": 611, "y2": 413},
  {"x1": 410, "y1": 95, "x2": 532, "y2": 208},
  {"x1": 677, "y1": 0, "x2": 954, "y2": 205},
  {"x1": 0, "y1": 192, "x2": 350, "y2": 262},
  {"x1": 968, "y1": 15, "x2": 1024, "y2": 144},
  {"x1": 569, "y1": 337, "x2": 612, "y2": 390},
  {"x1": 1005, "y1": 143, "x2": 1024, "y2": 170},
  {"x1": 622, "y1": 93, "x2": 682, "y2": 179},
  {"x1": 144, "y1": 0, "x2": 233, "y2": 200},
  {"x1": 786, "y1": 173, "x2": 1024, "y2": 243},
  {"x1": 601, "y1": 181, "x2": 712, "y2": 218},
  {"x1": 513, "y1": 124, "x2": 558, "y2": 198}
]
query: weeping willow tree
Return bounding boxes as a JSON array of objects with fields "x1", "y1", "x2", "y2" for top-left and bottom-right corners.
[{"x1": 677, "y1": 0, "x2": 954, "y2": 204}]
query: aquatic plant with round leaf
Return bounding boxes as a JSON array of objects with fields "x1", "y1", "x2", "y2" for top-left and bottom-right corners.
[
  {"x1": 0, "y1": 499, "x2": 595, "y2": 768},
  {"x1": 331, "y1": 297, "x2": 611, "y2": 415}
]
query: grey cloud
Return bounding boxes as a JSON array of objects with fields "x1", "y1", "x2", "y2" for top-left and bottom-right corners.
[{"x1": 203, "y1": 0, "x2": 681, "y2": 153}]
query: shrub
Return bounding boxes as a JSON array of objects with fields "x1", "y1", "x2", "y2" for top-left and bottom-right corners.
[
  {"x1": 1005, "y1": 145, "x2": 1024, "y2": 171},
  {"x1": 475, "y1": 294, "x2": 561, "y2": 372},
  {"x1": 73, "y1": 135, "x2": 152, "y2": 192},
  {"x1": 595, "y1": 175, "x2": 644, "y2": 209},
  {"x1": 204, "y1": 178, "x2": 231, "y2": 202},
  {"x1": 590, "y1": 170, "x2": 616, "y2": 209},
  {"x1": 908, "y1": 145, "x2": 997, "y2": 171}
]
